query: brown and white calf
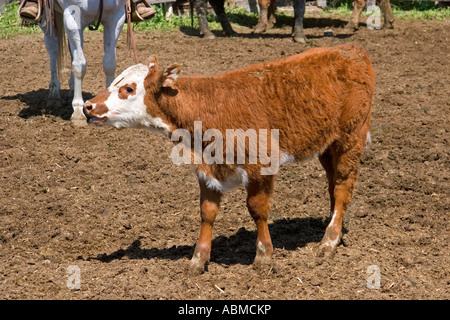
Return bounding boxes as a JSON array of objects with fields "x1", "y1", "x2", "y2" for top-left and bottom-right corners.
[{"x1": 84, "y1": 44, "x2": 375, "y2": 275}]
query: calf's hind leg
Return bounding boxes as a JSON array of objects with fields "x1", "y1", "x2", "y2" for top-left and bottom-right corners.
[
  {"x1": 319, "y1": 150, "x2": 336, "y2": 217},
  {"x1": 317, "y1": 127, "x2": 369, "y2": 258},
  {"x1": 246, "y1": 176, "x2": 276, "y2": 272}
]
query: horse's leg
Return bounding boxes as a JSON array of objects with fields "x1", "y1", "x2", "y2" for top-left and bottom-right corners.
[
  {"x1": 62, "y1": 6, "x2": 87, "y2": 126},
  {"x1": 267, "y1": 0, "x2": 276, "y2": 30},
  {"x1": 292, "y1": 0, "x2": 306, "y2": 43},
  {"x1": 378, "y1": 0, "x2": 394, "y2": 29},
  {"x1": 254, "y1": 0, "x2": 271, "y2": 33},
  {"x1": 195, "y1": 0, "x2": 215, "y2": 39},
  {"x1": 40, "y1": 23, "x2": 61, "y2": 108},
  {"x1": 102, "y1": 10, "x2": 126, "y2": 87},
  {"x1": 345, "y1": 0, "x2": 366, "y2": 31},
  {"x1": 208, "y1": 0, "x2": 235, "y2": 36}
]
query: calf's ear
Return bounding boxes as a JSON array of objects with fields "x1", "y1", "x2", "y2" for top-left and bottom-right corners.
[
  {"x1": 145, "y1": 56, "x2": 158, "y2": 71},
  {"x1": 162, "y1": 64, "x2": 181, "y2": 88}
]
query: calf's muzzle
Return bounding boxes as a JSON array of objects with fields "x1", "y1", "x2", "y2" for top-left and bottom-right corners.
[{"x1": 83, "y1": 100, "x2": 109, "y2": 124}]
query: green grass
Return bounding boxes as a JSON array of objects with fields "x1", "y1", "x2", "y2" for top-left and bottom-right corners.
[
  {"x1": 133, "y1": 4, "x2": 194, "y2": 31},
  {"x1": 325, "y1": 0, "x2": 450, "y2": 20},
  {"x1": 0, "y1": 1, "x2": 40, "y2": 38},
  {"x1": 392, "y1": 6, "x2": 450, "y2": 20},
  {"x1": 1, "y1": 0, "x2": 448, "y2": 39}
]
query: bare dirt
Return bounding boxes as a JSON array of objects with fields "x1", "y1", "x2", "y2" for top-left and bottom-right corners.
[{"x1": 0, "y1": 13, "x2": 449, "y2": 300}]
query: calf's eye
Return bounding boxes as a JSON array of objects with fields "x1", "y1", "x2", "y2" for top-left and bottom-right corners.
[{"x1": 126, "y1": 86, "x2": 134, "y2": 93}]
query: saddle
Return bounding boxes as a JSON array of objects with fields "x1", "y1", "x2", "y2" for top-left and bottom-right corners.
[{"x1": 18, "y1": 0, "x2": 155, "y2": 25}]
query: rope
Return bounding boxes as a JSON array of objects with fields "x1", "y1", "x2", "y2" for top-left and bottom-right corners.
[{"x1": 126, "y1": 0, "x2": 140, "y2": 64}]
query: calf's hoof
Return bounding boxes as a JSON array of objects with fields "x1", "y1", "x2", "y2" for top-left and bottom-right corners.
[
  {"x1": 187, "y1": 265, "x2": 205, "y2": 276},
  {"x1": 187, "y1": 258, "x2": 207, "y2": 276},
  {"x1": 200, "y1": 29, "x2": 216, "y2": 40},
  {"x1": 316, "y1": 231, "x2": 341, "y2": 258},
  {"x1": 253, "y1": 255, "x2": 279, "y2": 275},
  {"x1": 316, "y1": 243, "x2": 337, "y2": 258},
  {"x1": 253, "y1": 241, "x2": 278, "y2": 274}
]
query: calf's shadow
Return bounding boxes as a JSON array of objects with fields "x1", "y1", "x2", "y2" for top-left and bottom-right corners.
[{"x1": 92, "y1": 217, "x2": 341, "y2": 266}]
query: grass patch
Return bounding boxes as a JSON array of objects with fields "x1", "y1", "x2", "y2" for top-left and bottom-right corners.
[
  {"x1": 133, "y1": 4, "x2": 194, "y2": 31},
  {"x1": 0, "y1": 1, "x2": 40, "y2": 38},
  {"x1": 325, "y1": 0, "x2": 450, "y2": 20}
]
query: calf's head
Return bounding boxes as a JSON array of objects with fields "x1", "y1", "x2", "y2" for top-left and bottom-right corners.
[{"x1": 84, "y1": 56, "x2": 180, "y2": 134}]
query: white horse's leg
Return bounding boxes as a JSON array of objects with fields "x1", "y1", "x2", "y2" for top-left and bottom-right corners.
[
  {"x1": 40, "y1": 20, "x2": 61, "y2": 107},
  {"x1": 63, "y1": 6, "x2": 87, "y2": 126},
  {"x1": 102, "y1": 10, "x2": 126, "y2": 87}
]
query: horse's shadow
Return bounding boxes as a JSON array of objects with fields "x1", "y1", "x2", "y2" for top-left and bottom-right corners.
[
  {"x1": 1, "y1": 89, "x2": 94, "y2": 121},
  {"x1": 92, "y1": 217, "x2": 339, "y2": 266}
]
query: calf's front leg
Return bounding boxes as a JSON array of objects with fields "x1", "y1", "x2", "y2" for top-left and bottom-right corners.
[{"x1": 189, "y1": 180, "x2": 222, "y2": 275}]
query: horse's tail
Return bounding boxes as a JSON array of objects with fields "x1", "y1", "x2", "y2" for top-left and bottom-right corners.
[
  {"x1": 53, "y1": 3, "x2": 65, "y2": 84},
  {"x1": 42, "y1": 0, "x2": 65, "y2": 82}
]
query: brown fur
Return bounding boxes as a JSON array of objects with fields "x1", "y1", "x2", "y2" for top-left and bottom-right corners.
[{"x1": 148, "y1": 44, "x2": 374, "y2": 175}]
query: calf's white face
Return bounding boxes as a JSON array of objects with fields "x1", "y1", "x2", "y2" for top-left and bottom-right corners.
[{"x1": 84, "y1": 56, "x2": 178, "y2": 135}]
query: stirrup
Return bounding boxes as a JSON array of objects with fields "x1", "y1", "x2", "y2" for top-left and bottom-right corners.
[
  {"x1": 130, "y1": 0, "x2": 156, "y2": 23},
  {"x1": 18, "y1": 0, "x2": 42, "y2": 23}
]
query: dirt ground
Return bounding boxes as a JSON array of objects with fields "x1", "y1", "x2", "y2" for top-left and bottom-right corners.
[{"x1": 0, "y1": 12, "x2": 448, "y2": 300}]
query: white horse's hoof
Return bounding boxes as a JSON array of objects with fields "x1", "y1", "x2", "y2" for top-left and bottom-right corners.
[
  {"x1": 70, "y1": 109, "x2": 87, "y2": 127},
  {"x1": 71, "y1": 118, "x2": 87, "y2": 127}
]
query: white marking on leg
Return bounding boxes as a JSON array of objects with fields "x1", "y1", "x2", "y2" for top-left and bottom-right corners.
[
  {"x1": 329, "y1": 209, "x2": 338, "y2": 227},
  {"x1": 321, "y1": 210, "x2": 341, "y2": 249},
  {"x1": 257, "y1": 241, "x2": 266, "y2": 256},
  {"x1": 320, "y1": 236, "x2": 340, "y2": 249},
  {"x1": 365, "y1": 131, "x2": 372, "y2": 149}
]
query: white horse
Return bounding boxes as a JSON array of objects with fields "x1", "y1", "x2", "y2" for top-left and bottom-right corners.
[{"x1": 40, "y1": 0, "x2": 126, "y2": 126}]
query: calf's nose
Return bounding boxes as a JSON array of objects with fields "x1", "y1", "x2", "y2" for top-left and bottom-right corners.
[
  {"x1": 83, "y1": 100, "x2": 109, "y2": 119},
  {"x1": 84, "y1": 101, "x2": 93, "y2": 112}
]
